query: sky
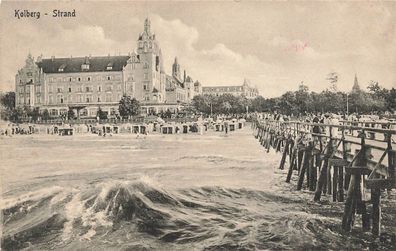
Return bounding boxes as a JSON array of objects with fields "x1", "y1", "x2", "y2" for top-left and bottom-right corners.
[{"x1": 0, "y1": 0, "x2": 395, "y2": 97}]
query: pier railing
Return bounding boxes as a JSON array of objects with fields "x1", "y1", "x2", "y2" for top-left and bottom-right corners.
[{"x1": 252, "y1": 118, "x2": 395, "y2": 236}]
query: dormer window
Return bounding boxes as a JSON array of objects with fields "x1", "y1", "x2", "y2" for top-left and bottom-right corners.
[
  {"x1": 58, "y1": 64, "x2": 66, "y2": 72},
  {"x1": 81, "y1": 64, "x2": 90, "y2": 71},
  {"x1": 106, "y1": 62, "x2": 113, "y2": 70}
]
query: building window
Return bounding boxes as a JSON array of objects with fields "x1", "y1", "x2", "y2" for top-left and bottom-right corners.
[
  {"x1": 86, "y1": 86, "x2": 90, "y2": 92},
  {"x1": 78, "y1": 77, "x2": 81, "y2": 82},
  {"x1": 88, "y1": 77, "x2": 91, "y2": 81},
  {"x1": 97, "y1": 96, "x2": 101, "y2": 102},
  {"x1": 57, "y1": 87, "x2": 62, "y2": 93},
  {"x1": 81, "y1": 109, "x2": 88, "y2": 116},
  {"x1": 60, "y1": 109, "x2": 68, "y2": 115},
  {"x1": 98, "y1": 86, "x2": 102, "y2": 92},
  {"x1": 143, "y1": 85, "x2": 147, "y2": 90},
  {"x1": 69, "y1": 77, "x2": 72, "y2": 82},
  {"x1": 68, "y1": 87, "x2": 72, "y2": 92},
  {"x1": 57, "y1": 95, "x2": 63, "y2": 103},
  {"x1": 105, "y1": 93, "x2": 112, "y2": 102},
  {"x1": 107, "y1": 76, "x2": 111, "y2": 81},
  {"x1": 144, "y1": 73, "x2": 148, "y2": 80}
]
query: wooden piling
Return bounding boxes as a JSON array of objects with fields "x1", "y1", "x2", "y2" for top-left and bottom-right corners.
[
  {"x1": 342, "y1": 168, "x2": 358, "y2": 232},
  {"x1": 359, "y1": 193, "x2": 370, "y2": 231},
  {"x1": 314, "y1": 139, "x2": 333, "y2": 202},
  {"x1": 297, "y1": 149, "x2": 307, "y2": 190},
  {"x1": 297, "y1": 143, "x2": 313, "y2": 190},
  {"x1": 297, "y1": 147, "x2": 304, "y2": 172},
  {"x1": 337, "y1": 166, "x2": 344, "y2": 202},
  {"x1": 371, "y1": 187, "x2": 381, "y2": 236},
  {"x1": 389, "y1": 149, "x2": 396, "y2": 182},
  {"x1": 342, "y1": 147, "x2": 368, "y2": 232},
  {"x1": 309, "y1": 153, "x2": 317, "y2": 191},
  {"x1": 332, "y1": 166, "x2": 338, "y2": 202},
  {"x1": 327, "y1": 164, "x2": 332, "y2": 195},
  {"x1": 288, "y1": 138, "x2": 294, "y2": 162},
  {"x1": 286, "y1": 146, "x2": 297, "y2": 183},
  {"x1": 279, "y1": 138, "x2": 290, "y2": 170}
]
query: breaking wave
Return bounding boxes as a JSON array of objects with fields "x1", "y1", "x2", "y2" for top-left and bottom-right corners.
[{"x1": 3, "y1": 176, "x2": 393, "y2": 251}]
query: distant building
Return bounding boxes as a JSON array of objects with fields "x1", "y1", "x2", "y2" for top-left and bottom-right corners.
[
  {"x1": 164, "y1": 57, "x2": 202, "y2": 106},
  {"x1": 202, "y1": 79, "x2": 259, "y2": 98},
  {"x1": 15, "y1": 18, "x2": 203, "y2": 118}
]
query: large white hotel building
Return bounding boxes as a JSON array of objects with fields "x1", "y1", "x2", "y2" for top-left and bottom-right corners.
[{"x1": 15, "y1": 18, "x2": 258, "y2": 118}]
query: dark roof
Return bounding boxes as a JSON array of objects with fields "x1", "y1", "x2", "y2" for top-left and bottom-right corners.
[{"x1": 37, "y1": 55, "x2": 130, "y2": 73}]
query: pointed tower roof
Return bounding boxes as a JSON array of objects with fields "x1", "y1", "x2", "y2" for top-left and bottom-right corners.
[
  {"x1": 352, "y1": 73, "x2": 360, "y2": 93},
  {"x1": 243, "y1": 78, "x2": 251, "y2": 86},
  {"x1": 25, "y1": 52, "x2": 34, "y2": 64},
  {"x1": 144, "y1": 17, "x2": 151, "y2": 34}
]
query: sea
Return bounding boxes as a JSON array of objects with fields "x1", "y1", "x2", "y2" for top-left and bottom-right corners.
[{"x1": 1, "y1": 126, "x2": 395, "y2": 250}]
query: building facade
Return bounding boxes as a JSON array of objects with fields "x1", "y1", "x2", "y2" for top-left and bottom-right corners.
[
  {"x1": 202, "y1": 79, "x2": 259, "y2": 98},
  {"x1": 15, "y1": 18, "x2": 202, "y2": 118}
]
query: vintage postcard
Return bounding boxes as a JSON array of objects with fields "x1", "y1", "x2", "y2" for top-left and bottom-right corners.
[{"x1": 1, "y1": 1, "x2": 395, "y2": 250}]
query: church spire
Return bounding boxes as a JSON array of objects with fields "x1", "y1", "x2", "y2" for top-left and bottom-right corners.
[
  {"x1": 352, "y1": 73, "x2": 360, "y2": 93},
  {"x1": 172, "y1": 57, "x2": 181, "y2": 79}
]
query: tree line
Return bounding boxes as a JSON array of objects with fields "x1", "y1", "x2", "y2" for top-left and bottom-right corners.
[
  {"x1": 191, "y1": 82, "x2": 396, "y2": 116},
  {"x1": 1, "y1": 81, "x2": 395, "y2": 122}
]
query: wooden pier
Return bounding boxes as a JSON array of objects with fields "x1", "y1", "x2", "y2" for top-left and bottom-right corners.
[{"x1": 252, "y1": 118, "x2": 396, "y2": 236}]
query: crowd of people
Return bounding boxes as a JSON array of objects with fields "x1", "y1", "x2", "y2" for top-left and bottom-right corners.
[
  {"x1": 257, "y1": 112, "x2": 395, "y2": 129},
  {"x1": 0, "y1": 115, "x2": 247, "y2": 138}
]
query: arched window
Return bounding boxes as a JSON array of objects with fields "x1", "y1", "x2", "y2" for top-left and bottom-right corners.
[{"x1": 144, "y1": 42, "x2": 148, "y2": 52}]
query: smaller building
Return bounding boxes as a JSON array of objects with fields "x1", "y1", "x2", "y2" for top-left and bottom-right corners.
[
  {"x1": 202, "y1": 79, "x2": 259, "y2": 98},
  {"x1": 165, "y1": 57, "x2": 202, "y2": 105}
]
